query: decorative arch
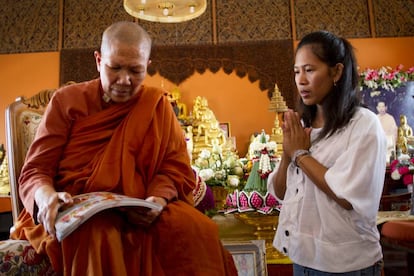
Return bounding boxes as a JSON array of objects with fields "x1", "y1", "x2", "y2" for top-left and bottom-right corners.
[{"x1": 60, "y1": 40, "x2": 296, "y2": 107}]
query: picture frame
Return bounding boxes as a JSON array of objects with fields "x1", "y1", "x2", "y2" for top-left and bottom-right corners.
[
  {"x1": 222, "y1": 240, "x2": 267, "y2": 276},
  {"x1": 361, "y1": 83, "x2": 414, "y2": 129},
  {"x1": 361, "y1": 82, "x2": 414, "y2": 163},
  {"x1": 219, "y1": 122, "x2": 231, "y2": 138}
]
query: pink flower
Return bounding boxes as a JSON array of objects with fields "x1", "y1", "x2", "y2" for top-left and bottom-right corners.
[
  {"x1": 238, "y1": 192, "x2": 249, "y2": 207},
  {"x1": 398, "y1": 166, "x2": 410, "y2": 175},
  {"x1": 265, "y1": 194, "x2": 278, "y2": 207},
  {"x1": 249, "y1": 192, "x2": 264, "y2": 208},
  {"x1": 359, "y1": 65, "x2": 414, "y2": 91},
  {"x1": 390, "y1": 159, "x2": 399, "y2": 170},
  {"x1": 402, "y1": 174, "x2": 413, "y2": 186},
  {"x1": 390, "y1": 156, "x2": 414, "y2": 186}
]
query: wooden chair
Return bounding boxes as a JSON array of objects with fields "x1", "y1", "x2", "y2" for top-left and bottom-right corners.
[
  {"x1": 0, "y1": 88, "x2": 57, "y2": 274},
  {"x1": 5, "y1": 88, "x2": 56, "y2": 223}
]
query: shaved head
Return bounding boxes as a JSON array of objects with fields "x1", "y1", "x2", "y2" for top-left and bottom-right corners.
[
  {"x1": 101, "y1": 21, "x2": 152, "y2": 60},
  {"x1": 94, "y1": 21, "x2": 152, "y2": 103}
]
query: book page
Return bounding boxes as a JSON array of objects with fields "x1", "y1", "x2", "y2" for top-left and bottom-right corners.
[{"x1": 55, "y1": 191, "x2": 162, "y2": 241}]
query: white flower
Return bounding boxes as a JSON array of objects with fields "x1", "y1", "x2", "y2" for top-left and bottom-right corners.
[
  {"x1": 391, "y1": 170, "x2": 401, "y2": 180},
  {"x1": 399, "y1": 154, "x2": 411, "y2": 162},
  {"x1": 227, "y1": 175, "x2": 240, "y2": 187},
  {"x1": 214, "y1": 170, "x2": 225, "y2": 180},
  {"x1": 232, "y1": 166, "x2": 244, "y2": 176},
  {"x1": 194, "y1": 158, "x2": 208, "y2": 169},
  {"x1": 199, "y1": 149, "x2": 211, "y2": 159},
  {"x1": 266, "y1": 141, "x2": 277, "y2": 151},
  {"x1": 212, "y1": 143, "x2": 222, "y2": 154},
  {"x1": 199, "y1": 168, "x2": 214, "y2": 181}
]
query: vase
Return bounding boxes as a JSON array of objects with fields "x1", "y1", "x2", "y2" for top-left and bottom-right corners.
[{"x1": 234, "y1": 211, "x2": 291, "y2": 264}]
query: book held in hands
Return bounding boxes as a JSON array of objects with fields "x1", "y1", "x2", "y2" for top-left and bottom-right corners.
[{"x1": 55, "y1": 191, "x2": 163, "y2": 241}]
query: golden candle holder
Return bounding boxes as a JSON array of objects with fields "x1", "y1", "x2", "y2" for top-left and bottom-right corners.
[{"x1": 233, "y1": 211, "x2": 291, "y2": 264}]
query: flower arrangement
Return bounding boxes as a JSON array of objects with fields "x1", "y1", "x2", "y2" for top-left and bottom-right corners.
[
  {"x1": 248, "y1": 134, "x2": 278, "y2": 181},
  {"x1": 390, "y1": 154, "x2": 414, "y2": 188},
  {"x1": 359, "y1": 64, "x2": 414, "y2": 92},
  {"x1": 224, "y1": 131, "x2": 281, "y2": 214},
  {"x1": 192, "y1": 144, "x2": 246, "y2": 190}
]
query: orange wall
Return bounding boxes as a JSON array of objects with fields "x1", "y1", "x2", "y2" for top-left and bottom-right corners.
[
  {"x1": 1, "y1": 37, "x2": 413, "y2": 156},
  {"x1": 0, "y1": 52, "x2": 60, "y2": 149},
  {"x1": 144, "y1": 71, "x2": 275, "y2": 156},
  {"x1": 351, "y1": 37, "x2": 414, "y2": 70}
]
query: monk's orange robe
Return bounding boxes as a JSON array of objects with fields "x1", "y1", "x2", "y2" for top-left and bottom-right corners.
[{"x1": 11, "y1": 79, "x2": 237, "y2": 275}]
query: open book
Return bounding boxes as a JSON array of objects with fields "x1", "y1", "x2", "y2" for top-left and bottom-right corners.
[{"x1": 55, "y1": 191, "x2": 163, "y2": 242}]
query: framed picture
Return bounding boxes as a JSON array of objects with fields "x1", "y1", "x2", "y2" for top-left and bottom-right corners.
[
  {"x1": 222, "y1": 240, "x2": 267, "y2": 276},
  {"x1": 361, "y1": 83, "x2": 414, "y2": 129},
  {"x1": 361, "y1": 82, "x2": 414, "y2": 162},
  {"x1": 219, "y1": 122, "x2": 231, "y2": 138}
]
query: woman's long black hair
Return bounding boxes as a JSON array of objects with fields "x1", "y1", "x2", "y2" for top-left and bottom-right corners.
[{"x1": 296, "y1": 31, "x2": 361, "y2": 141}]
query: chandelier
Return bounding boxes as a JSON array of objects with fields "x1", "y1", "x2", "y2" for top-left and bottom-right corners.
[{"x1": 124, "y1": 0, "x2": 207, "y2": 23}]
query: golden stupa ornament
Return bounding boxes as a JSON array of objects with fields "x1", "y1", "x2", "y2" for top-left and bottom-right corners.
[
  {"x1": 268, "y1": 84, "x2": 288, "y2": 153},
  {"x1": 268, "y1": 84, "x2": 288, "y2": 113}
]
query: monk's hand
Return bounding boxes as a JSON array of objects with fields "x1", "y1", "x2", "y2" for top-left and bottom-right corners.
[
  {"x1": 124, "y1": 196, "x2": 166, "y2": 227},
  {"x1": 282, "y1": 109, "x2": 311, "y2": 158},
  {"x1": 34, "y1": 185, "x2": 73, "y2": 238}
]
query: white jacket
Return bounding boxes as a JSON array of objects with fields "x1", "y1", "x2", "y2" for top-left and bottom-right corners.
[{"x1": 267, "y1": 107, "x2": 387, "y2": 273}]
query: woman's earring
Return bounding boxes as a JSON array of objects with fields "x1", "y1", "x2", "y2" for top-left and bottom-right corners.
[{"x1": 333, "y1": 80, "x2": 337, "y2": 86}]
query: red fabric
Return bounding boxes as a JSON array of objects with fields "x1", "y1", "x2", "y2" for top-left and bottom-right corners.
[{"x1": 11, "y1": 80, "x2": 237, "y2": 275}]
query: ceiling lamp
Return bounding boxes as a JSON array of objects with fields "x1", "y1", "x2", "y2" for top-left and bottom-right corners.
[{"x1": 124, "y1": 0, "x2": 207, "y2": 23}]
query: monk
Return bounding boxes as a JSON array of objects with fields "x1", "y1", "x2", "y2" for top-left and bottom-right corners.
[{"x1": 11, "y1": 21, "x2": 237, "y2": 275}]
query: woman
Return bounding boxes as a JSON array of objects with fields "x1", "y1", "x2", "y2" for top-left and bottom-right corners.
[{"x1": 267, "y1": 31, "x2": 386, "y2": 275}]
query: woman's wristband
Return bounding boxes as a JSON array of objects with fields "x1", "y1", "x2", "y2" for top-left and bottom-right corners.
[
  {"x1": 296, "y1": 154, "x2": 311, "y2": 167},
  {"x1": 292, "y1": 149, "x2": 310, "y2": 167}
]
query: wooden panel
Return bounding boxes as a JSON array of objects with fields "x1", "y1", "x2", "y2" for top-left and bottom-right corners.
[
  {"x1": 0, "y1": 0, "x2": 59, "y2": 53},
  {"x1": 1, "y1": 0, "x2": 413, "y2": 54},
  {"x1": 63, "y1": 0, "x2": 131, "y2": 49},
  {"x1": 60, "y1": 41, "x2": 297, "y2": 107},
  {"x1": 294, "y1": 0, "x2": 371, "y2": 39},
  {"x1": 373, "y1": 0, "x2": 414, "y2": 37},
  {"x1": 216, "y1": 0, "x2": 292, "y2": 43}
]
